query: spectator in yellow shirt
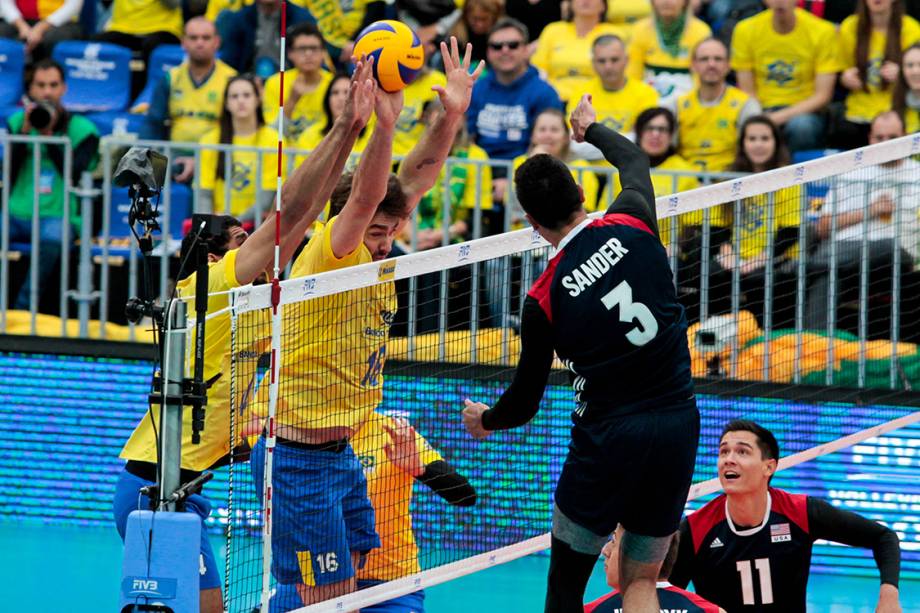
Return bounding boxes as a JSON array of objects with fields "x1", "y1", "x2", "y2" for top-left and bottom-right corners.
[
  {"x1": 731, "y1": 0, "x2": 841, "y2": 152},
  {"x1": 199, "y1": 75, "x2": 279, "y2": 220},
  {"x1": 531, "y1": 0, "x2": 628, "y2": 104},
  {"x1": 836, "y1": 0, "x2": 920, "y2": 149},
  {"x1": 263, "y1": 22, "x2": 333, "y2": 141},
  {"x1": 893, "y1": 42, "x2": 920, "y2": 133},
  {"x1": 295, "y1": 73, "x2": 373, "y2": 171},
  {"x1": 670, "y1": 37, "x2": 761, "y2": 173},
  {"x1": 567, "y1": 34, "x2": 659, "y2": 161},
  {"x1": 627, "y1": 0, "x2": 711, "y2": 107}
]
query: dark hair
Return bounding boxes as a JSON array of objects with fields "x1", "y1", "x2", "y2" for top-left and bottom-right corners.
[
  {"x1": 26, "y1": 58, "x2": 65, "y2": 88},
  {"x1": 287, "y1": 21, "x2": 325, "y2": 52},
  {"x1": 328, "y1": 171, "x2": 407, "y2": 219},
  {"x1": 215, "y1": 75, "x2": 266, "y2": 182},
  {"x1": 855, "y1": 0, "x2": 903, "y2": 94},
  {"x1": 658, "y1": 531, "x2": 681, "y2": 580},
  {"x1": 514, "y1": 154, "x2": 582, "y2": 230},
  {"x1": 178, "y1": 215, "x2": 242, "y2": 280},
  {"x1": 489, "y1": 16, "x2": 530, "y2": 44},
  {"x1": 892, "y1": 42, "x2": 920, "y2": 118},
  {"x1": 321, "y1": 72, "x2": 350, "y2": 136},
  {"x1": 634, "y1": 107, "x2": 676, "y2": 160},
  {"x1": 731, "y1": 115, "x2": 789, "y2": 173},
  {"x1": 721, "y1": 420, "x2": 780, "y2": 461},
  {"x1": 567, "y1": 0, "x2": 607, "y2": 23}
]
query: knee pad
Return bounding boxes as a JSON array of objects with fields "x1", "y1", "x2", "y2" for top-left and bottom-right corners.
[
  {"x1": 620, "y1": 530, "x2": 672, "y2": 564},
  {"x1": 551, "y1": 503, "x2": 609, "y2": 555}
]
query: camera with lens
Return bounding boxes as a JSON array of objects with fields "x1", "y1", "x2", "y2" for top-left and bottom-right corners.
[
  {"x1": 27, "y1": 101, "x2": 57, "y2": 131},
  {"x1": 695, "y1": 315, "x2": 738, "y2": 377}
]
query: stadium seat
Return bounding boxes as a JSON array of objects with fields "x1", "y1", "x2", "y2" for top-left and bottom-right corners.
[
  {"x1": 52, "y1": 41, "x2": 132, "y2": 112},
  {"x1": 85, "y1": 111, "x2": 146, "y2": 136},
  {"x1": 130, "y1": 44, "x2": 186, "y2": 113},
  {"x1": 0, "y1": 39, "x2": 25, "y2": 108}
]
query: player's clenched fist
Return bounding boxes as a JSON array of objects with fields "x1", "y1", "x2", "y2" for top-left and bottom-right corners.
[
  {"x1": 462, "y1": 399, "x2": 492, "y2": 440},
  {"x1": 569, "y1": 94, "x2": 596, "y2": 143}
]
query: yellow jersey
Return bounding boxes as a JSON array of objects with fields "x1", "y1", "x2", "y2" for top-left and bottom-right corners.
[
  {"x1": 566, "y1": 77, "x2": 658, "y2": 136},
  {"x1": 731, "y1": 8, "x2": 841, "y2": 109},
  {"x1": 394, "y1": 70, "x2": 447, "y2": 157},
  {"x1": 606, "y1": 0, "x2": 650, "y2": 25},
  {"x1": 205, "y1": 0, "x2": 250, "y2": 22},
  {"x1": 199, "y1": 126, "x2": 280, "y2": 217},
  {"x1": 416, "y1": 144, "x2": 493, "y2": 231},
  {"x1": 266, "y1": 215, "x2": 398, "y2": 432},
  {"x1": 352, "y1": 412, "x2": 443, "y2": 581},
  {"x1": 839, "y1": 15, "x2": 920, "y2": 123},
  {"x1": 676, "y1": 85, "x2": 753, "y2": 173},
  {"x1": 907, "y1": 106, "x2": 920, "y2": 134},
  {"x1": 734, "y1": 184, "x2": 802, "y2": 261},
  {"x1": 120, "y1": 249, "x2": 243, "y2": 471},
  {"x1": 263, "y1": 69, "x2": 333, "y2": 142},
  {"x1": 605, "y1": 154, "x2": 718, "y2": 248},
  {"x1": 168, "y1": 60, "x2": 237, "y2": 145},
  {"x1": 531, "y1": 21, "x2": 629, "y2": 103},
  {"x1": 512, "y1": 155, "x2": 600, "y2": 218},
  {"x1": 626, "y1": 16, "x2": 711, "y2": 104},
  {"x1": 107, "y1": 0, "x2": 182, "y2": 37},
  {"x1": 296, "y1": 0, "x2": 373, "y2": 48}
]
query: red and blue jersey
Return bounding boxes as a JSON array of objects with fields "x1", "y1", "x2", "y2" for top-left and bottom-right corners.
[{"x1": 585, "y1": 582, "x2": 721, "y2": 612}]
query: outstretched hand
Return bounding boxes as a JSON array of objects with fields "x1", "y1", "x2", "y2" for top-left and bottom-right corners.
[
  {"x1": 569, "y1": 94, "x2": 596, "y2": 143},
  {"x1": 432, "y1": 37, "x2": 485, "y2": 118},
  {"x1": 341, "y1": 56, "x2": 377, "y2": 129},
  {"x1": 462, "y1": 399, "x2": 492, "y2": 440},
  {"x1": 382, "y1": 417, "x2": 425, "y2": 477},
  {"x1": 374, "y1": 86, "x2": 405, "y2": 129}
]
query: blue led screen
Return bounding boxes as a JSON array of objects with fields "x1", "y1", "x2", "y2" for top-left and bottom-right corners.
[{"x1": 0, "y1": 350, "x2": 918, "y2": 582}]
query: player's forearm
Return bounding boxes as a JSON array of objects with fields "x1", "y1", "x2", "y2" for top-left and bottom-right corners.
[
  {"x1": 585, "y1": 123, "x2": 655, "y2": 207},
  {"x1": 350, "y1": 121, "x2": 396, "y2": 211},
  {"x1": 418, "y1": 460, "x2": 477, "y2": 506},
  {"x1": 399, "y1": 110, "x2": 464, "y2": 209}
]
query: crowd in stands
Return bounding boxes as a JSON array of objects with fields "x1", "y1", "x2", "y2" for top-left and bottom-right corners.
[{"x1": 3, "y1": 0, "x2": 920, "y2": 343}]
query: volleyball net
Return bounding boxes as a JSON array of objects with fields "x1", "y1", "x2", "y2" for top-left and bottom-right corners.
[{"x1": 208, "y1": 134, "x2": 920, "y2": 612}]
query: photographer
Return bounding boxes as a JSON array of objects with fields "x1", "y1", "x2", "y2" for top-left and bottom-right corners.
[{"x1": 5, "y1": 58, "x2": 99, "y2": 312}]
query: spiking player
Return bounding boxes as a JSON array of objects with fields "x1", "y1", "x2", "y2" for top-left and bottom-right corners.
[
  {"x1": 250, "y1": 38, "x2": 483, "y2": 606},
  {"x1": 113, "y1": 60, "x2": 379, "y2": 613},
  {"x1": 669, "y1": 420, "x2": 902, "y2": 612},
  {"x1": 462, "y1": 94, "x2": 699, "y2": 613}
]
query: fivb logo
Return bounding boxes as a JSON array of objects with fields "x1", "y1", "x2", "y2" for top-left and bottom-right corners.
[
  {"x1": 530, "y1": 228, "x2": 542, "y2": 244},
  {"x1": 122, "y1": 576, "x2": 177, "y2": 598},
  {"x1": 854, "y1": 150, "x2": 865, "y2": 166},
  {"x1": 730, "y1": 180, "x2": 743, "y2": 198},
  {"x1": 911, "y1": 134, "x2": 920, "y2": 154},
  {"x1": 668, "y1": 196, "x2": 679, "y2": 212},
  {"x1": 302, "y1": 277, "x2": 317, "y2": 296},
  {"x1": 458, "y1": 243, "x2": 471, "y2": 262},
  {"x1": 793, "y1": 165, "x2": 806, "y2": 183}
]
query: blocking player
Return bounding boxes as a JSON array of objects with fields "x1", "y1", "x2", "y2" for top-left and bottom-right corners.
[
  {"x1": 669, "y1": 420, "x2": 902, "y2": 612},
  {"x1": 462, "y1": 94, "x2": 699, "y2": 613},
  {"x1": 585, "y1": 525, "x2": 724, "y2": 613},
  {"x1": 249, "y1": 37, "x2": 483, "y2": 606},
  {"x1": 112, "y1": 59, "x2": 379, "y2": 613},
  {"x1": 270, "y1": 414, "x2": 476, "y2": 612}
]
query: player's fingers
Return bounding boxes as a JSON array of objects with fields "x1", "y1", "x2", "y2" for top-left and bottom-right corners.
[
  {"x1": 462, "y1": 41, "x2": 472, "y2": 68},
  {"x1": 440, "y1": 40, "x2": 453, "y2": 72},
  {"x1": 451, "y1": 36, "x2": 460, "y2": 66},
  {"x1": 471, "y1": 59, "x2": 485, "y2": 80},
  {"x1": 464, "y1": 398, "x2": 475, "y2": 407}
]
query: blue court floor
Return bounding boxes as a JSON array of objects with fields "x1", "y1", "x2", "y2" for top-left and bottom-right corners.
[{"x1": 3, "y1": 523, "x2": 917, "y2": 612}]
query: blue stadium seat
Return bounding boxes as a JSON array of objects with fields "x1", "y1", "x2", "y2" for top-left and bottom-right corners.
[
  {"x1": 52, "y1": 41, "x2": 132, "y2": 112},
  {"x1": 166, "y1": 183, "x2": 192, "y2": 241},
  {"x1": 85, "y1": 111, "x2": 146, "y2": 136},
  {"x1": 131, "y1": 44, "x2": 185, "y2": 113},
  {"x1": 0, "y1": 39, "x2": 25, "y2": 108}
]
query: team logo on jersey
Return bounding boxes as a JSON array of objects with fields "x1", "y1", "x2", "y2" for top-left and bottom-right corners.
[
  {"x1": 710, "y1": 537, "x2": 724, "y2": 548},
  {"x1": 771, "y1": 522, "x2": 791, "y2": 543},
  {"x1": 380, "y1": 310, "x2": 396, "y2": 326},
  {"x1": 766, "y1": 60, "x2": 796, "y2": 86},
  {"x1": 358, "y1": 453, "x2": 376, "y2": 472}
]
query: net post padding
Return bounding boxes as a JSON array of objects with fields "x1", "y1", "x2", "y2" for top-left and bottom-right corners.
[{"x1": 292, "y1": 409, "x2": 920, "y2": 613}]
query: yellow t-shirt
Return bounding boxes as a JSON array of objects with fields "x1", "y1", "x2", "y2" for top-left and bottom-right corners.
[
  {"x1": 263, "y1": 69, "x2": 333, "y2": 142},
  {"x1": 907, "y1": 106, "x2": 920, "y2": 134},
  {"x1": 353, "y1": 412, "x2": 443, "y2": 581},
  {"x1": 265, "y1": 216, "x2": 398, "y2": 432},
  {"x1": 606, "y1": 0, "x2": 650, "y2": 25},
  {"x1": 205, "y1": 0, "x2": 250, "y2": 21},
  {"x1": 605, "y1": 154, "x2": 718, "y2": 247},
  {"x1": 394, "y1": 70, "x2": 447, "y2": 157},
  {"x1": 566, "y1": 77, "x2": 658, "y2": 136},
  {"x1": 415, "y1": 144, "x2": 494, "y2": 232},
  {"x1": 511, "y1": 155, "x2": 599, "y2": 220},
  {"x1": 731, "y1": 8, "x2": 841, "y2": 109},
  {"x1": 297, "y1": 0, "x2": 374, "y2": 48},
  {"x1": 839, "y1": 15, "x2": 920, "y2": 123},
  {"x1": 531, "y1": 21, "x2": 629, "y2": 103},
  {"x1": 676, "y1": 85, "x2": 752, "y2": 173},
  {"x1": 734, "y1": 185, "x2": 803, "y2": 260},
  {"x1": 120, "y1": 250, "x2": 242, "y2": 471},
  {"x1": 199, "y1": 126, "x2": 280, "y2": 217},
  {"x1": 168, "y1": 60, "x2": 237, "y2": 145},
  {"x1": 627, "y1": 15, "x2": 711, "y2": 103},
  {"x1": 107, "y1": 0, "x2": 182, "y2": 37}
]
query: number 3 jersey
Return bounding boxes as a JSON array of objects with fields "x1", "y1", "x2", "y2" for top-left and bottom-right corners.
[
  {"x1": 670, "y1": 488, "x2": 902, "y2": 612},
  {"x1": 528, "y1": 210, "x2": 693, "y2": 417}
]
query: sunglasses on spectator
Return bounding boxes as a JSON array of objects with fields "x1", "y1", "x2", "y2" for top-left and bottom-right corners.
[
  {"x1": 488, "y1": 40, "x2": 523, "y2": 51},
  {"x1": 643, "y1": 125, "x2": 671, "y2": 134}
]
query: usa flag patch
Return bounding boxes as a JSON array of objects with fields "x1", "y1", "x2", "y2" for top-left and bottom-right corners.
[{"x1": 771, "y1": 523, "x2": 791, "y2": 543}]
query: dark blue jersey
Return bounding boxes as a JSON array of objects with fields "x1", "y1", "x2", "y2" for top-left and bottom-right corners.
[{"x1": 584, "y1": 583, "x2": 721, "y2": 613}]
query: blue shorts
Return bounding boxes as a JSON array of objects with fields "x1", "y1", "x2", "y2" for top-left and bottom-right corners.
[
  {"x1": 112, "y1": 467, "x2": 221, "y2": 590},
  {"x1": 270, "y1": 581, "x2": 425, "y2": 613},
  {"x1": 251, "y1": 436, "x2": 380, "y2": 587}
]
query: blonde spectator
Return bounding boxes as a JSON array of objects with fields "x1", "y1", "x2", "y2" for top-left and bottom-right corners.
[
  {"x1": 531, "y1": 0, "x2": 627, "y2": 103},
  {"x1": 199, "y1": 75, "x2": 279, "y2": 218},
  {"x1": 836, "y1": 0, "x2": 920, "y2": 148},
  {"x1": 627, "y1": 0, "x2": 711, "y2": 107},
  {"x1": 449, "y1": 0, "x2": 505, "y2": 67},
  {"x1": 893, "y1": 42, "x2": 920, "y2": 132}
]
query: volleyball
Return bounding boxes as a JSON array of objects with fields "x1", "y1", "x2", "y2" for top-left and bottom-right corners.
[{"x1": 352, "y1": 20, "x2": 425, "y2": 93}]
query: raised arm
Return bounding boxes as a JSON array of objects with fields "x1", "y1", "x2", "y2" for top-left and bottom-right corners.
[
  {"x1": 398, "y1": 37, "x2": 484, "y2": 212},
  {"x1": 232, "y1": 60, "x2": 377, "y2": 284}
]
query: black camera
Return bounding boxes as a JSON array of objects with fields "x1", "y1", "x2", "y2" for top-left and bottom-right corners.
[
  {"x1": 28, "y1": 101, "x2": 57, "y2": 131},
  {"x1": 114, "y1": 147, "x2": 168, "y2": 195}
]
